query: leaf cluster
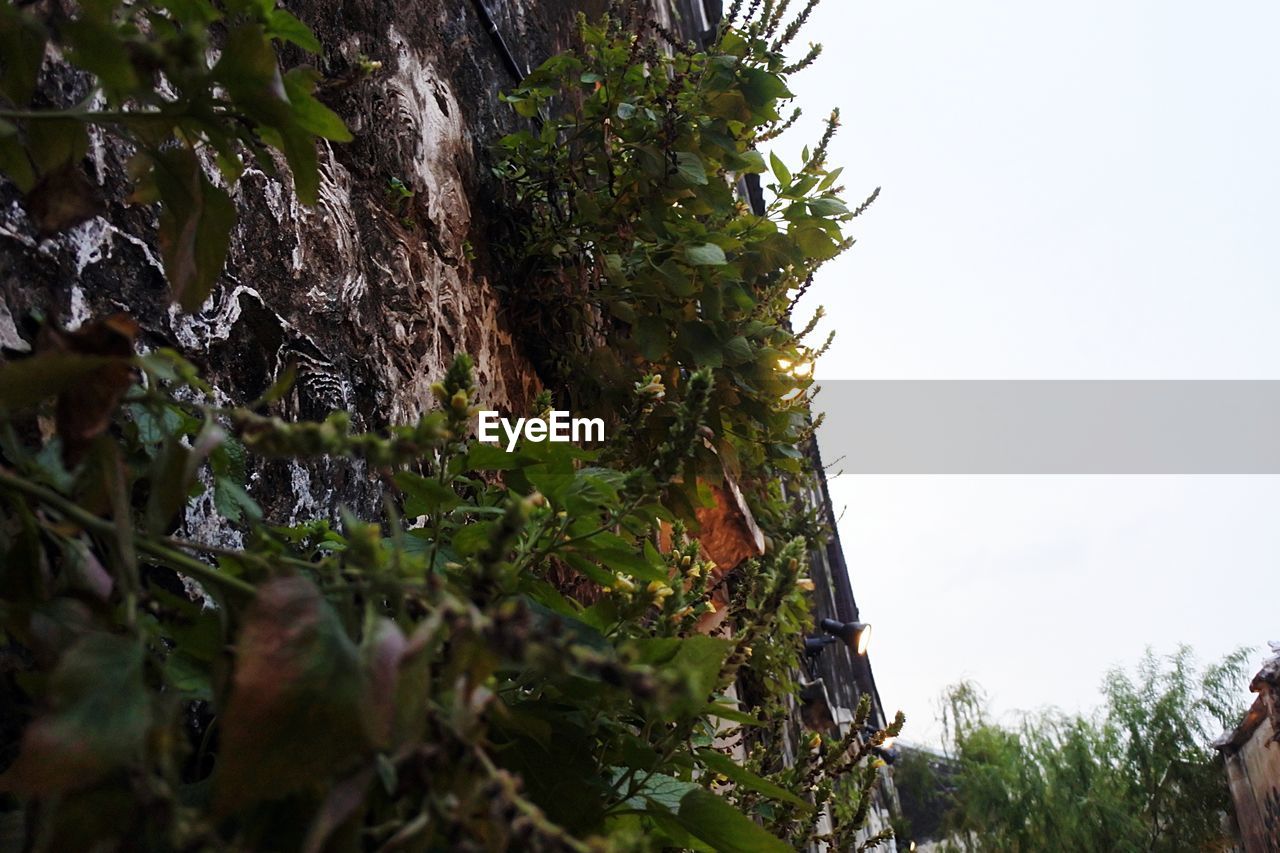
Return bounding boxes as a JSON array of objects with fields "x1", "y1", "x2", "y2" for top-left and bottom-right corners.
[
  {"x1": 0, "y1": 335, "x2": 897, "y2": 850},
  {"x1": 0, "y1": 0, "x2": 350, "y2": 308},
  {"x1": 494, "y1": 4, "x2": 865, "y2": 489}
]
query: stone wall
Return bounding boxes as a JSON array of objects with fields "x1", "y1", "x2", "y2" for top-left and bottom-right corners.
[{"x1": 0, "y1": 0, "x2": 624, "y2": 527}]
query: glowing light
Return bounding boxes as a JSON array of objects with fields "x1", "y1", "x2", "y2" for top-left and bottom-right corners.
[
  {"x1": 856, "y1": 623, "x2": 871, "y2": 655},
  {"x1": 777, "y1": 357, "x2": 814, "y2": 378}
]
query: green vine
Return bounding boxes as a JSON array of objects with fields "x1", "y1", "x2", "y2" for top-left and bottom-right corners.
[
  {"x1": 0, "y1": 1, "x2": 900, "y2": 850},
  {"x1": 494, "y1": 3, "x2": 874, "y2": 493}
]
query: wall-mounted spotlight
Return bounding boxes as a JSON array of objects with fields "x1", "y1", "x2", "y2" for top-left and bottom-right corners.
[{"x1": 804, "y1": 618, "x2": 872, "y2": 656}]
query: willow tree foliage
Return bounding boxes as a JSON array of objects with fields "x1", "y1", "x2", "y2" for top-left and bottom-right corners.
[{"x1": 933, "y1": 647, "x2": 1251, "y2": 852}]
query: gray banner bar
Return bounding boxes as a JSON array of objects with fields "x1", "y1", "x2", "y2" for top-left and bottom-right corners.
[{"x1": 810, "y1": 381, "x2": 1280, "y2": 474}]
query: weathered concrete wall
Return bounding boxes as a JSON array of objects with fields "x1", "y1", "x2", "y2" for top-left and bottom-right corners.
[
  {"x1": 1224, "y1": 704, "x2": 1280, "y2": 853},
  {"x1": 1221, "y1": 650, "x2": 1280, "y2": 853},
  {"x1": 0, "y1": 0, "x2": 617, "y2": 527}
]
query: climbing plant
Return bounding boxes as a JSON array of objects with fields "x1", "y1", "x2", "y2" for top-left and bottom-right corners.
[
  {"x1": 0, "y1": 337, "x2": 900, "y2": 850},
  {"x1": 0, "y1": 0, "x2": 902, "y2": 850},
  {"x1": 494, "y1": 0, "x2": 876, "y2": 494}
]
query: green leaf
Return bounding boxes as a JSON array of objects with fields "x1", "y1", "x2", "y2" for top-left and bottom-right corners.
[
  {"x1": 0, "y1": 133, "x2": 36, "y2": 192},
  {"x1": 146, "y1": 421, "x2": 223, "y2": 534},
  {"x1": 24, "y1": 116, "x2": 88, "y2": 175},
  {"x1": 0, "y1": 5, "x2": 47, "y2": 106},
  {"x1": 276, "y1": 122, "x2": 321, "y2": 205},
  {"x1": 721, "y1": 336, "x2": 754, "y2": 366},
  {"x1": 768, "y1": 152, "x2": 791, "y2": 186},
  {"x1": 165, "y1": 651, "x2": 214, "y2": 699},
  {"x1": 62, "y1": 17, "x2": 139, "y2": 97},
  {"x1": 283, "y1": 67, "x2": 352, "y2": 141},
  {"x1": 705, "y1": 702, "x2": 763, "y2": 726},
  {"x1": 213, "y1": 577, "x2": 370, "y2": 815},
  {"x1": 465, "y1": 444, "x2": 532, "y2": 470},
  {"x1": 792, "y1": 225, "x2": 839, "y2": 261},
  {"x1": 625, "y1": 773, "x2": 699, "y2": 811},
  {"x1": 740, "y1": 68, "x2": 793, "y2": 109},
  {"x1": 214, "y1": 477, "x2": 262, "y2": 523},
  {"x1": 632, "y1": 635, "x2": 733, "y2": 713},
  {"x1": 562, "y1": 551, "x2": 616, "y2": 587},
  {"x1": 0, "y1": 634, "x2": 149, "y2": 796},
  {"x1": 808, "y1": 197, "x2": 849, "y2": 216},
  {"x1": 588, "y1": 546, "x2": 665, "y2": 582},
  {"x1": 511, "y1": 97, "x2": 540, "y2": 118},
  {"x1": 151, "y1": 145, "x2": 237, "y2": 310},
  {"x1": 674, "y1": 151, "x2": 708, "y2": 186},
  {"x1": 214, "y1": 24, "x2": 291, "y2": 125},
  {"x1": 157, "y1": 0, "x2": 221, "y2": 26},
  {"x1": 0, "y1": 352, "x2": 118, "y2": 411},
  {"x1": 633, "y1": 315, "x2": 670, "y2": 361},
  {"x1": 685, "y1": 243, "x2": 727, "y2": 266},
  {"x1": 452, "y1": 521, "x2": 495, "y2": 556},
  {"x1": 265, "y1": 8, "x2": 322, "y2": 52},
  {"x1": 395, "y1": 471, "x2": 462, "y2": 516},
  {"x1": 678, "y1": 322, "x2": 725, "y2": 369},
  {"x1": 695, "y1": 749, "x2": 812, "y2": 811},
  {"x1": 727, "y1": 149, "x2": 767, "y2": 174},
  {"x1": 677, "y1": 788, "x2": 792, "y2": 853}
]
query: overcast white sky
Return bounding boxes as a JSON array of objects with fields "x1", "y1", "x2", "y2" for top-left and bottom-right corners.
[{"x1": 783, "y1": 0, "x2": 1280, "y2": 746}]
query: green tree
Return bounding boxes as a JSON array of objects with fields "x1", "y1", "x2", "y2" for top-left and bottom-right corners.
[{"x1": 936, "y1": 647, "x2": 1251, "y2": 852}]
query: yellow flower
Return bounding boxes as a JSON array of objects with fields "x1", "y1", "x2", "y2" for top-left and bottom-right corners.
[
  {"x1": 634, "y1": 376, "x2": 666, "y2": 398},
  {"x1": 613, "y1": 574, "x2": 636, "y2": 593},
  {"x1": 796, "y1": 577, "x2": 815, "y2": 592},
  {"x1": 647, "y1": 580, "x2": 674, "y2": 601}
]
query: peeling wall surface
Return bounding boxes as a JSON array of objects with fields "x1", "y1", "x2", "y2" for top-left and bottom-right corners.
[
  {"x1": 1224, "y1": 709, "x2": 1280, "y2": 853},
  {"x1": 1221, "y1": 651, "x2": 1280, "y2": 853},
  {"x1": 0, "y1": 0, "x2": 626, "y2": 524}
]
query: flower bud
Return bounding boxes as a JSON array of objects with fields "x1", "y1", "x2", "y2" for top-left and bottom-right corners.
[{"x1": 647, "y1": 580, "x2": 674, "y2": 601}]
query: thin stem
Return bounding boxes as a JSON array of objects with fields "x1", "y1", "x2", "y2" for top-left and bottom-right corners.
[
  {"x1": 0, "y1": 468, "x2": 257, "y2": 598},
  {"x1": 0, "y1": 108, "x2": 159, "y2": 122},
  {"x1": 162, "y1": 535, "x2": 316, "y2": 573}
]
